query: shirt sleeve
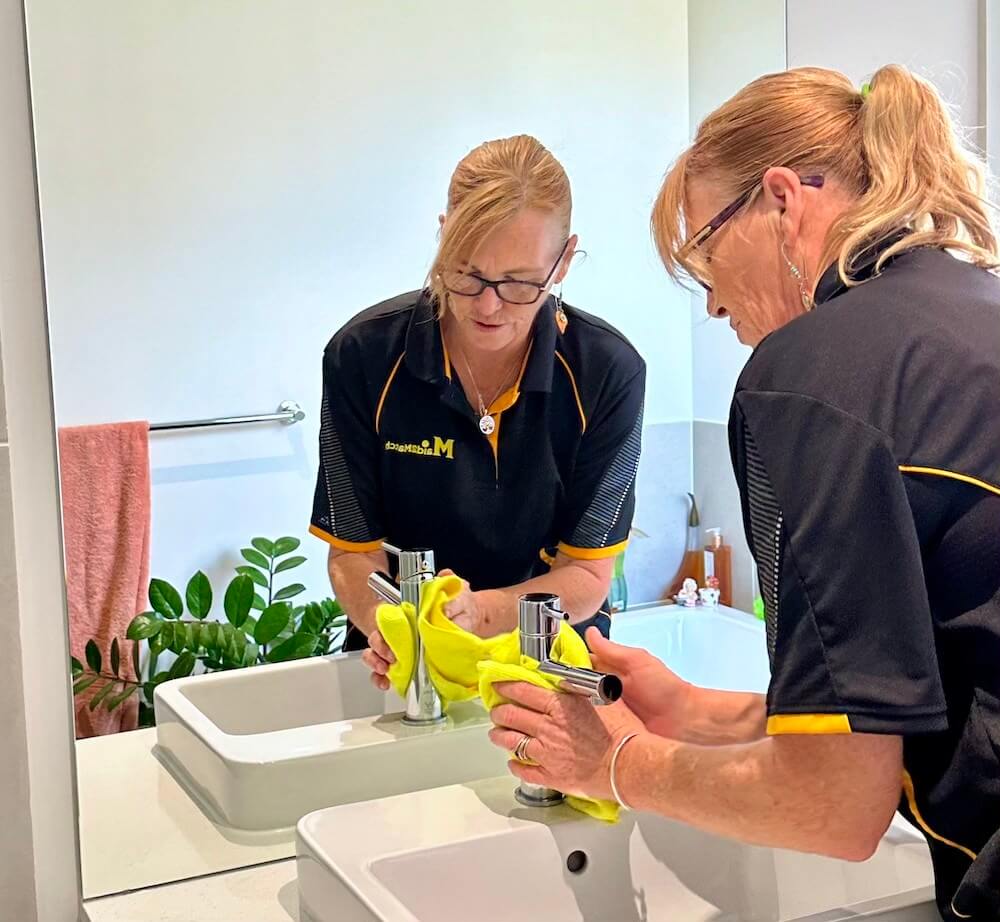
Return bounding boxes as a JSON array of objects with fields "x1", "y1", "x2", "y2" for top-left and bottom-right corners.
[
  {"x1": 730, "y1": 389, "x2": 947, "y2": 736},
  {"x1": 309, "y1": 335, "x2": 385, "y2": 553},
  {"x1": 557, "y1": 364, "x2": 645, "y2": 560}
]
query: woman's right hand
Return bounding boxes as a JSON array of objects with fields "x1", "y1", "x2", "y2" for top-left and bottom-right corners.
[
  {"x1": 585, "y1": 627, "x2": 693, "y2": 739},
  {"x1": 361, "y1": 629, "x2": 395, "y2": 691}
]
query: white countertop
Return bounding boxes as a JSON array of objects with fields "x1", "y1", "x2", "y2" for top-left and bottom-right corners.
[
  {"x1": 76, "y1": 728, "x2": 296, "y2": 899},
  {"x1": 82, "y1": 858, "x2": 297, "y2": 922}
]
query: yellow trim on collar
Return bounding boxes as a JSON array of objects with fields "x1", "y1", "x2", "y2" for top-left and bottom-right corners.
[{"x1": 899, "y1": 465, "x2": 1000, "y2": 497}]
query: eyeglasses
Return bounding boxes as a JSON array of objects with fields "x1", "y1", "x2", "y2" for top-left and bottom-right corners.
[
  {"x1": 679, "y1": 174, "x2": 825, "y2": 292},
  {"x1": 442, "y1": 239, "x2": 570, "y2": 305}
]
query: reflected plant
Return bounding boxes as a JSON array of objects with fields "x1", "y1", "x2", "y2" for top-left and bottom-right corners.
[{"x1": 70, "y1": 536, "x2": 346, "y2": 728}]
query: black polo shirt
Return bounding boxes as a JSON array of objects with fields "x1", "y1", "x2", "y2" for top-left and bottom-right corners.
[
  {"x1": 730, "y1": 243, "x2": 1000, "y2": 920},
  {"x1": 310, "y1": 289, "x2": 645, "y2": 630}
]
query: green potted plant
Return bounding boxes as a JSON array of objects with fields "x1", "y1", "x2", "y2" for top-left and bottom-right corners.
[{"x1": 70, "y1": 536, "x2": 346, "y2": 728}]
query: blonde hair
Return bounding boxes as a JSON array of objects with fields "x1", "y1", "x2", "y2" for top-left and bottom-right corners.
[
  {"x1": 653, "y1": 64, "x2": 999, "y2": 292},
  {"x1": 429, "y1": 135, "x2": 571, "y2": 307}
]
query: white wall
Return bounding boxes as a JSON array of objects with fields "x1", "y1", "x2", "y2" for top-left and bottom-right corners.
[
  {"x1": 25, "y1": 0, "x2": 692, "y2": 604},
  {"x1": 688, "y1": 0, "x2": 785, "y2": 424},
  {"x1": 788, "y1": 0, "x2": 984, "y2": 148}
]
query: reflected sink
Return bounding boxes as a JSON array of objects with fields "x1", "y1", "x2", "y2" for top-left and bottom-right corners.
[
  {"x1": 296, "y1": 777, "x2": 937, "y2": 922},
  {"x1": 154, "y1": 652, "x2": 508, "y2": 831}
]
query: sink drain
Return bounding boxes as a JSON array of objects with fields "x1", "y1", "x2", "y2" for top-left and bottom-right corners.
[{"x1": 566, "y1": 850, "x2": 588, "y2": 874}]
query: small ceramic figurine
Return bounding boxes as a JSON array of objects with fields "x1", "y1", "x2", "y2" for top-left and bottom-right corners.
[
  {"x1": 677, "y1": 577, "x2": 700, "y2": 607},
  {"x1": 699, "y1": 586, "x2": 721, "y2": 607}
]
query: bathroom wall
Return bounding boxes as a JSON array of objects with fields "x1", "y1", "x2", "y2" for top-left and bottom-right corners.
[
  {"x1": 688, "y1": 0, "x2": 786, "y2": 612},
  {"x1": 25, "y1": 0, "x2": 693, "y2": 610},
  {"x1": 0, "y1": 0, "x2": 83, "y2": 918}
]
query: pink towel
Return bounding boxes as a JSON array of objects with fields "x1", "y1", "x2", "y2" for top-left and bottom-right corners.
[{"x1": 59, "y1": 421, "x2": 151, "y2": 738}]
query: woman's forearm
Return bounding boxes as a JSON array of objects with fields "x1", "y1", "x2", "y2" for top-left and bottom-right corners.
[
  {"x1": 474, "y1": 557, "x2": 612, "y2": 634},
  {"x1": 327, "y1": 547, "x2": 390, "y2": 636},
  {"x1": 670, "y1": 687, "x2": 768, "y2": 745}
]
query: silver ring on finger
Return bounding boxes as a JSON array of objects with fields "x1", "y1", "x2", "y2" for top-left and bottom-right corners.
[{"x1": 513, "y1": 734, "x2": 533, "y2": 762}]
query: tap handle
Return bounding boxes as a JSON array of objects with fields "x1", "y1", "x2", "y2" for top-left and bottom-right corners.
[{"x1": 381, "y1": 543, "x2": 435, "y2": 580}]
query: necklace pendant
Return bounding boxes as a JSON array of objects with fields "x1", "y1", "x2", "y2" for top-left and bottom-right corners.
[{"x1": 479, "y1": 414, "x2": 496, "y2": 436}]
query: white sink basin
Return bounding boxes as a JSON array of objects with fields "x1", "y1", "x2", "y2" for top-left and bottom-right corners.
[
  {"x1": 296, "y1": 777, "x2": 937, "y2": 922},
  {"x1": 612, "y1": 603, "x2": 770, "y2": 693},
  {"x1": 154, "y1": 652, "x2": 508, "y2": 831}
]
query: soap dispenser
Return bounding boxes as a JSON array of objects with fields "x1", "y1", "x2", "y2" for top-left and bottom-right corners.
[{"x1": 703, "y1": 527, "x2": 732, "y2": 607}]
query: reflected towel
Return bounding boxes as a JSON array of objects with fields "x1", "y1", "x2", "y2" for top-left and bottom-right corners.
[
  {"x1": 376, "y1": 576, "x2": 618, "y2": 821},
  {"x1": 59, "y1": 421, "x2": 151, "y2": 738}
]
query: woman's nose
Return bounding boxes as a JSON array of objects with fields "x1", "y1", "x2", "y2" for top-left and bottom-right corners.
[
  {"x1": 706, "y1": 292, "x2": 728, "y2": 319},
  {"x1": 475, "y1": 288, "x2": 504, "y2": 314}
]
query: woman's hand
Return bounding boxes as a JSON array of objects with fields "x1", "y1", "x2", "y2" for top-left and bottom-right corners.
[
  {"x1": 586, "y1": 627, "x2": 693, "y2": 739},
  {"x1": 361, "y1": 629, "x2": 395, "y2": 691},
  {"x1": 440, "y1": 568, "x2": 491, "y2": 634},
  {"x1": 488, "y1": 681, "x2": 646, "y2": 802}
]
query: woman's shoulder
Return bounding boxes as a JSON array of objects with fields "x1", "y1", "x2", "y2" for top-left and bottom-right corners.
[
  {"x1": 559, "y1": 303, "x2": 645, "y2": 382},
  {"x1": 323, "y1": 290, "x2": 424, "y2": 365}
]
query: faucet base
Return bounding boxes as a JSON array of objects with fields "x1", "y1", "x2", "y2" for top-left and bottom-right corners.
[
  {"x1": 514, "y1": 783, "x2": 565, "y2": 808},
  {"x1": 401, "y1": 713, "x2": 447, "y2": 727}
]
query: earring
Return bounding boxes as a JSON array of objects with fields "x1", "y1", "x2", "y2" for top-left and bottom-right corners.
[
  {"x1": 554, "y1": 285, "x2": 569, "y2": 333},
  {"x1": 781, "y1": 242, "x2": 814, "y2": 310}
]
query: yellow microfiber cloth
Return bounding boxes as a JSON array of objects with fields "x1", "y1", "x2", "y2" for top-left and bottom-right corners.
[{"x1": 375, "y1": 576, "x2": 619, "y2": 822}]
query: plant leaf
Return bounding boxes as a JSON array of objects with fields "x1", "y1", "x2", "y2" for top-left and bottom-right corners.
[
  {"x1": 240, "y1": 547, "x2": 270, "y2": 569},
  {"x1": 202, "y1": 621, "x2": 219, "y2": 651},
  {"x1": 273, "y1": 536, "x2": 300, "y2": 556},
  {"x1": 132, "y1": 640, "x2": 142, "y2": 682},
  {"x1": 274, "y1": 555, "x2": 306, "y2": 573},
  {"x1": 168, "y1": 623, "x2": 187, "y2": 654},
  {"x1": 273, "y1": 583, "x2": 306, "y2": 601},
  {"x1": 71, "y1": 657, "x2": 84, "y2": 678},
  {"x1": 185, "y1": 571, "x2": 213, "y2": 620},
  {"x1": 88, "y1": 681, "x2": 117, "y2": 711},
  {"x1": 85, "y1": 639, "x2": 102, "y2": 674},
  {"x1": 127, "y1": 613, "x2": 162, "y2": 642},
  {"x1": 151, "y1": 622, "x2": 172, "y2": 655},
  {"x1": 105, "y1": 684, "x2": 137, "y2": 712},
  {"x1": 73, "y1": 675, "x2": 99, "y2": 695},
  {"x1": 235, "y1": 565, "x2": 268, "y2": 588},
  {"x1": 110, "y1": 638, "x2": 121, "y2": 677},
  {"x1": 251, "y1": 592, "x2": 266, "y2": 611},
  {"x1": 242, "y1": 644, "x2": 259, "y2": 667},
  {"x1": 251, "y1": 537, "x2": 275, "y2": 557},
  {"x1": 224, "y1": 574, "x2": 254, "y2": 628},
  {"x1": 266, "y1": 633, "x2": 318, "y2": 663},
  {"x1": 149, "y1": 578, "x2": 184, "y2": 619},
  {"x1": 254, "y1": 603, "x2": 291, "y2": 646},
  {"x1": 167, "y1": 652, "x2": 197, "y2": 680}
]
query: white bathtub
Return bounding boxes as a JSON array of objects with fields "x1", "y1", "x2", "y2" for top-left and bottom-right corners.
[{"x1": 610, "y1": 603, "x2": 770, "y2": 693}]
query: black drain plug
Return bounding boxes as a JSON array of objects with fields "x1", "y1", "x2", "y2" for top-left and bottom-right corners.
[{"x1": 566, "y1": 850, "x2": 588, "y2": 874}]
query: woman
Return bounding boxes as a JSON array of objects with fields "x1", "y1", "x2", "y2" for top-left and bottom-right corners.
[
  {"x1": 309, "y1": 135, "x2": 645, "y2": 684},
  {"x1": 490, "y1": 66, "x2": 1000, "y2": 921}
]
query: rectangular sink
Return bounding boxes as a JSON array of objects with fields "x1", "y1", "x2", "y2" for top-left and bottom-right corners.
[
  {"x1": 296, "y1": 777, "x2": 937, "y2": 922},
  {"x1": 154, "y1": 652, "x2": 508, "y2": 832},
  {"x1": 611, "y1": 603, "x2": 770, "y2": 693}
]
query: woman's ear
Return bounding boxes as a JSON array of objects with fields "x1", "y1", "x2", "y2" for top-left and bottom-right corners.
[
  {"x1": 761, "y1": 168, "x2": 806, "y2": 249},
  {"x1": 438, "y1": 213, "x2": 446, "y2": 229},
  {"x1": 554, "y1": 233, "x2": 579, "y2": 285}
]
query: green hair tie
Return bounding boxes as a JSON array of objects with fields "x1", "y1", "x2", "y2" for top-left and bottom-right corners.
[{"x1": 860, "y1": 81, "x2": 872, "y2": 100}]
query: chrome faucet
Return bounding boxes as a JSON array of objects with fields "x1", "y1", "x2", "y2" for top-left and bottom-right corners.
[
  {"x1": 514, "y1": 593, "x2": 622, "y2": 807},
  {"x1": 366, "y1": 543, "x2": 444, "y2": 726}
]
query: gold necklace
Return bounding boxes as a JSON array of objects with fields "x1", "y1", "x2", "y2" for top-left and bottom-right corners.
[{"x1": 453, "y1": 341, "x2": 526, "y2": 436}]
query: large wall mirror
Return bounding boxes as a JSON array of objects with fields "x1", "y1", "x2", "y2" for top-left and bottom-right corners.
[{"x1": 20, "y1": 0, "x2": 991, "y2": 917}]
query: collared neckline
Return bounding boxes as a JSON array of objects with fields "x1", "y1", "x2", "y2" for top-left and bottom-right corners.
[
  {"x1": 814, "y1": 231, "x2": 912, "y2": 306},
  {"x1": 404, "y1": 292, "x2": 561, "y2": 393}
]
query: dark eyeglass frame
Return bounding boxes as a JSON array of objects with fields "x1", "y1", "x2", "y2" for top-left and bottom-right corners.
[
  {"x1": 443, "y1": 239, "x2": 570, "y2": 305},
  {"x1": 680, "y1": 174, "x2": 825, "y2": 292}
]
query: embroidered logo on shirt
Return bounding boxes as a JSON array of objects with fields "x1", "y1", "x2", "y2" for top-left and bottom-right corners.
[{"x1": 384, "y1": 436, "x2": 455, "y2": 460}]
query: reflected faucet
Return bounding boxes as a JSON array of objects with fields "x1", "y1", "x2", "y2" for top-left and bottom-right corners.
[
  {"x1": 366, "y1": 543, "x2": 444, "y2": 726},
  {"x1": 514, "y1": 593, "x2": 622, "y2": 808}
]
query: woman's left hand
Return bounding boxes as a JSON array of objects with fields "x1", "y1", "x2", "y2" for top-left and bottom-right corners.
[
  {"x1": 438, "y1": 570, "x2": 484, "y2": 634},
  {"x1": 488, "y1": 682, "x2": 646, "y2": 801}
]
